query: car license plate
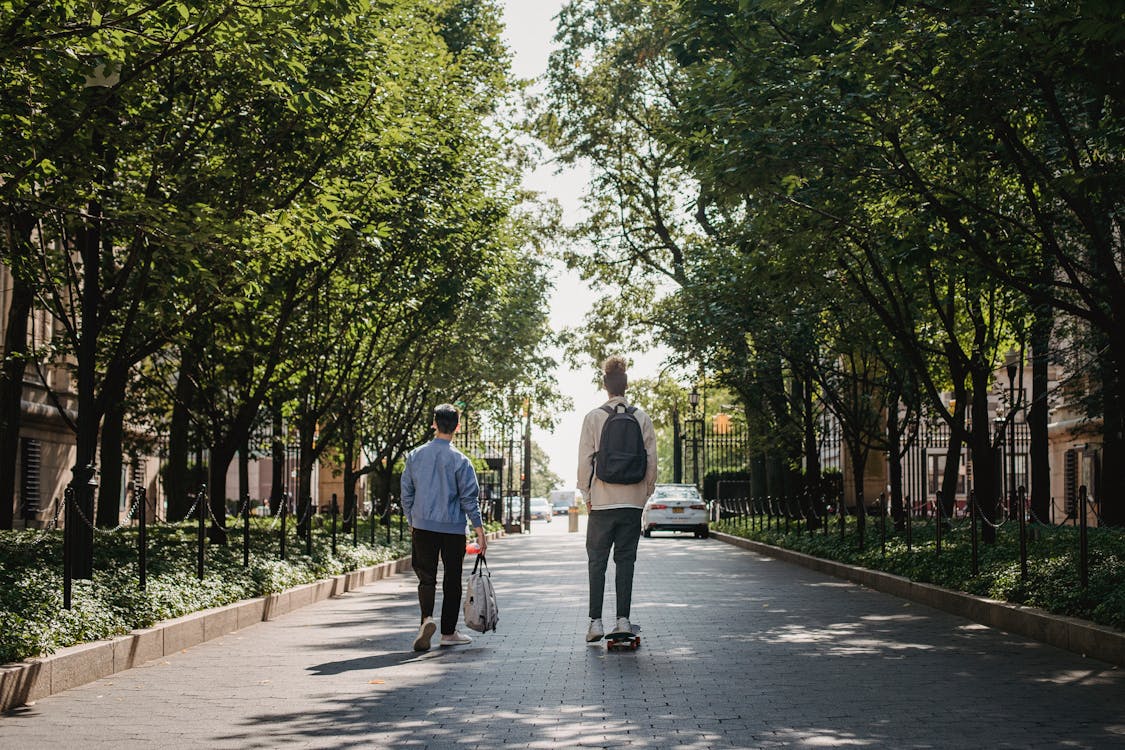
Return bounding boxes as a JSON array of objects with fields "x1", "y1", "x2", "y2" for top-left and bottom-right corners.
[{"x1": 672, "y1": 507, "x2": 684, "y2": 514}]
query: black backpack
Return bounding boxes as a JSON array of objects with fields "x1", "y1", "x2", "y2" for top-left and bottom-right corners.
[{"x1": 594, "y1": 404, "x2": 648, "y2": 485}]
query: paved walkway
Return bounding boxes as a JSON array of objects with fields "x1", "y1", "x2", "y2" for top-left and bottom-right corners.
[{"x1": 2, "y1": 517, "x2": 1124, "y2": 749}]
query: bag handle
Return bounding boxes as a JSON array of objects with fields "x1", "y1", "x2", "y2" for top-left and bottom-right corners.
[{"x1": 472, "y1": 553, "x2": 490, "y2": 575}]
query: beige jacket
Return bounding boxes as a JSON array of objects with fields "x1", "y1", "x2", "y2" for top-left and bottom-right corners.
[{"x1": 577, "y1": 396, "x2": 658, "y2": 510}]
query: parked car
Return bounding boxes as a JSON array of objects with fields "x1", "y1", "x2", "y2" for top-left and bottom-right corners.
[
  {"x1": 502, "y1": 496, "x2": 522, "y2": 523},
  {"x1": 529, "y1": 497, "x2": 553, "y2": 522},
  {"x1": 548, "y1": 489, "x2": 580, "y2": 515},
  {"x1": 642, "y1": 484, "x2": 709, "y2": 538}
]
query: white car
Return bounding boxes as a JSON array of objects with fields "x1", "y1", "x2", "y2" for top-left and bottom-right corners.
[
  {"x1": 528, "y1": 497, "x2": 553, "y2": 522},
  {"x1": 642, "y1": 484, "x2": 709, "y2": 538}
]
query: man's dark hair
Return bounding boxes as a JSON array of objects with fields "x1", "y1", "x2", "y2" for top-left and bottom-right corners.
[{"x1": 434, "y1": 403, "x2": 459, "y2": 434}]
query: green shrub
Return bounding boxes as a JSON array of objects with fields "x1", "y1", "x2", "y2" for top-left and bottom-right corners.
[
  {"x1": 714, "y1": 516, "x2": 1125, "y2": 631},
  {"x1": 0, "y1": 521, "x2": 411, "y2": 663}
]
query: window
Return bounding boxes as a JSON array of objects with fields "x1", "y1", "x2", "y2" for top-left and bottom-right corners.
[{"x1": 20, "y1": 439, "x2": 42, "y2": 520}]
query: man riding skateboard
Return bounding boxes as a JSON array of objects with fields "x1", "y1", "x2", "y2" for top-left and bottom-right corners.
[{"x1": 577, "y1": 356, "x2": 657, "y2": 642}]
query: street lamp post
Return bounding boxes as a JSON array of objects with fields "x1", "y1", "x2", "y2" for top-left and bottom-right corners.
[
  {"x1": 672, "y1": 398, "x2": 682, "y2": 484},
  {"x1": 1006, "y1": 348, "x2": 1026, "y2": 579},
  {"x1": 1005, "y1": 350, "x2": 1019, "y2": 521},
  {"x1": 689, "y1": 388, "x2": 701, "y2": 491}
]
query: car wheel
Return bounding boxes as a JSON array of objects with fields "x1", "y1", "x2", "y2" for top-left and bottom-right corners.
[
  {"x1": 699, "y1": 526, "x2": 710, "y2": 539},
  {"x1": 643, "y1": 527, "x2": 652, "y2": 538}
]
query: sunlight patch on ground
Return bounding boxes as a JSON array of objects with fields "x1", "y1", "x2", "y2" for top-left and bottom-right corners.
[
  {"x1": 775, "y1": 727, "x2": 876, "y2": 746},
  {"x1": 767, "y1": 623, "x2": 936, "y2": 654},
  {"x1": 1034, "y1": 669, "x2": 1125, "y2": 687},
  {"x1": 858, "y1": 614, "x2": 926, "y2": 623}
]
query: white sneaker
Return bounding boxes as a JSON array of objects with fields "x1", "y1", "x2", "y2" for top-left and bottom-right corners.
[
  {"x1": 611, "y1": 616, "x2": 632, "y2": 636},
  {"x1": 439, "y1": 631, "x2": 473, "y2": 646},
  {"x1": 586, "y1": 618, "x2": 604, "y2": 642},
  {"x1": 413, "y1": 617, "x2": 436, "y2": 652}
]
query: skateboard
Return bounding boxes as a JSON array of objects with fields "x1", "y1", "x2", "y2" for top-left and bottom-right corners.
[{"x1": 605, "y1": 624, "x2": 641, "y2": 651}]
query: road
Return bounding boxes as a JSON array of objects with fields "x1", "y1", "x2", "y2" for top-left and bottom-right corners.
[{"x1": 2, "y1": 514, "x2": 1123, "y2": 748}]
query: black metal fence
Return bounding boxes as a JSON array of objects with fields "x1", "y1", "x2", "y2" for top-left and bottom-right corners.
[
  {"x1": 682, "y1": 410, "x2": 1043, "y2": 522},
  {"x1": 456, "y1": 418, "x2": 531, "y2": 531},
  {"x1": 900, "y1": 420, "x2": 1032, "y2": 518},
  {"x1": 711, "y1": 481, "x2": 1107, "y2": 594}
]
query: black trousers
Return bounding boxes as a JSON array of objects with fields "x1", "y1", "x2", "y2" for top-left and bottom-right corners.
[
  {"x1": 411, "y1": 528, "x2": 466, "y2": 635},
  {"x1": 586, "y1": 507, "x2": 642, "y2": 620}
]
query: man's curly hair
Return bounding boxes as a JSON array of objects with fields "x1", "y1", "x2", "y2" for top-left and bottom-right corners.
[{"x1": 602, "y1": 356, "x2": 628, "y2": 395}]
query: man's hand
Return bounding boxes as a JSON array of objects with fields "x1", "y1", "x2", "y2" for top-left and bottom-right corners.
[{"x1": 475, "y1": 526, "x2": 487, "y2": 556}]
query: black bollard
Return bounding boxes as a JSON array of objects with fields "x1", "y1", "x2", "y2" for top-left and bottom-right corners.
[
  {"x1": 63, "y1": 486, "x2": 74, "y2": 609},
  {"x1": 839, "y1": 496, "x2": 846, "y2": 541},
  {"x1": 305, "y1": 498, "x2": 313, "y2": 557},
  {"x1": 331, "y1": 493, "x2": 338, "y2": 556},
  {"x1": 1018, "y1": 485, "x2": 1028, "y2": 581},
  {"x1": 906, "y1": 495, "x2": 912, "y2": 550},
  {"x1": 280, "y1": 493, "x2": 288, "y2": 561},
  {"x1": 879, "y1": 493, "x2": 886, "y2": 558},
  {"x1": 1079, "y1": 485, "x2": 1088, "y2": 589},
  {"x1": 138, "y1": 487, "x2": 147, "y2": 591},
  {"x1": 197, "y1": 486, "x2": 207, "y2": 580},
  {"x1": 969, "y1": 489, "x2": 978, "y2": 575},
  {"x1": 935, "y1": 491, "x2": 942, "y2": 557},
  {"x1": 243, "y1": 493, "x2": 250, "y2": 568}
]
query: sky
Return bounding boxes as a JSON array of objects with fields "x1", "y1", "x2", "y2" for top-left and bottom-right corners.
[{"x1": 497, "y1": 1, "x2": 667, "y2": 490}]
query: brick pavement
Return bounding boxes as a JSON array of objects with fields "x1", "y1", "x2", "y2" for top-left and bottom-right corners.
[{"x1": 2, "y1": 516, "x2": 1124, "y2": 749}]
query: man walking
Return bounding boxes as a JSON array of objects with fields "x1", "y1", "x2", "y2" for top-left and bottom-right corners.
[
  {"x1": 402, "y1": 403, "x2": 488, "y2": 651},
  {"x1": 577, "y1": 356, "x2": 657, "y2": 642}
]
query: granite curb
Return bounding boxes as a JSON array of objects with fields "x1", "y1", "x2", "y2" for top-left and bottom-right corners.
[
  {"x1": 0, "y1": 530, "x2": 504, "y2": 712},
  {"x1": 711, "y1": 530, "x2": 1125, "y2": 667}
]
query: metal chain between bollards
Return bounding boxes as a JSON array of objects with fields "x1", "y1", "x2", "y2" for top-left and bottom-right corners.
[{"x1": 69, "y1": 492, "x2": 142, "y2": 536}]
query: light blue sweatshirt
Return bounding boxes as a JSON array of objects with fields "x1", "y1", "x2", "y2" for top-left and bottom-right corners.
[{"x1": 401, "y1": 438, "x2": 482, "y2": 534}]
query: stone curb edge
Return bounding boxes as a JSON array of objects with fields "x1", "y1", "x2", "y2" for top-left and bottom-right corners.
[
  {"x1": 711, "y1": 530, "x2": 1124, "y2": 668},
  {"x1": 0, "y1": 530, "x2": 505, "y2": 712}
]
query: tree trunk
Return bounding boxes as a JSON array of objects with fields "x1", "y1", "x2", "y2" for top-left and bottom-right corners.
[
  {"x1": 207, "y1": 443, "x2": 233, "y2": 545},
  {"x1": 69, "y1": 201, "x2": 104, "y2": 579},
  {"x1": 270, "y1": 403, "x2": 285, "y2": 515},
  {"x1": 166, "y1": 349, "x2": 196, "y2": 521},
  {"x1": 238, "y1": 435, "x2": 250, "y2": 514},
  {"x1": 802, "y1": 373, "x2": 822, "y2": 529},
  {"x1": 296, "y1": 418, "x2": 317, "y2": 536},
  {"x1": 940, "y1": 390, "x2": 967, "y2": 524},
  {"x1": 342, "y1": 412, "x2": 356, "y2": 533},
  {"x1": 970, "y1": 366, "x2": 998, "y2": 543},
  {"x1": 887, "y1": 393, "x2": 905, "y2": 531},
  {"x1": 766, "y1": 452, "x2": 784, "y2": 520},
  {"x1": 850, "y1": 443, "x2": 867, "y2": 549},
  {"x1": 0, "y1": 213, "x2": 36, "y2": 529},
  {"x1": 1100, "y1": 329, "x2": 1125, "y2": 526},
  {"x1": 95, "y1": 368, "x2": 128, "y2": 527},
  {"x1": 1028, "y1": 305, "x2": 1052, "y2": 526}
]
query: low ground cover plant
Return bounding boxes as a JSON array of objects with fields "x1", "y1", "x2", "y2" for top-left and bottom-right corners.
[
  {"x1": 0, "y1": 518, "x2": 421, "y2": 663},
  {"x1": 714, "y1": 515, "x2": 1125, "y2": 631}
]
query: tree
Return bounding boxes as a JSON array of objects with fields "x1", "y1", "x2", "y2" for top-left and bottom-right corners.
[
  {"x1": 668, "y1": 0, "x2": 1125, "y2": 522},
  {"x1": 529, "y1": 441, "x2": 563, "y2": 497}
]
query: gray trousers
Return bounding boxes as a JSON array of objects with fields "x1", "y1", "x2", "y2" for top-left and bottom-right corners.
[{"x1": 586, "y1": 508, "x2": 643, "y2": 620}]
